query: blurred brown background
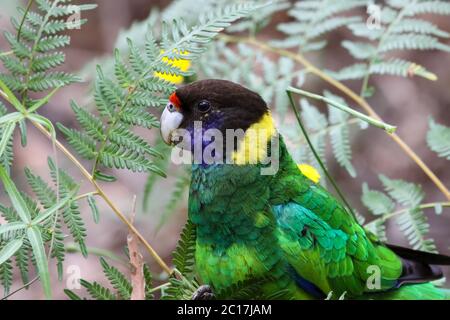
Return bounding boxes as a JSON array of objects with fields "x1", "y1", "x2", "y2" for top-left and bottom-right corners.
[{"x1": 0, "y1": 0, "x2": 449, "y2": 299}]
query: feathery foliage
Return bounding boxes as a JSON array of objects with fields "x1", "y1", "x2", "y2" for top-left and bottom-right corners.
[
  {"x1": 362, "y1": 175, "x2": 437, "y2": 252},
  {"x1": 427, "y1": 117, "x2": 450, "y2": 160},
  {"x1": 64, "y1": 256, "x2": 156, "y2": 300},
  {"x1": 329, "y1": 0, "x2": 450, "y2": 96},
  {"x1": 0, "y1": 157, "x2": 99, "y2": 297},
  {"x1": 273, "y1": 0, "x2": 366, "y2": 52},
  {"x1": 0, "y1": 0, "x2": 95, "y2": 96}
]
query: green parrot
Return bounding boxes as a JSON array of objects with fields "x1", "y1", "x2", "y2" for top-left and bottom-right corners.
[{"x1": 160, "y1": 79, "x2": 450, "y2": 300}]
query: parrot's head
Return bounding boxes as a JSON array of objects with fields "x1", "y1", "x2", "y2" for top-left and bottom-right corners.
[{"x1": 160, "y1": 79, "x2": 277, "y2": 166}]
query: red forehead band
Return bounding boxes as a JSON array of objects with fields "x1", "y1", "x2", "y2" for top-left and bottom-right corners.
[{"x1": 169, "y1": 92, "x2": 181, "y2": 109}]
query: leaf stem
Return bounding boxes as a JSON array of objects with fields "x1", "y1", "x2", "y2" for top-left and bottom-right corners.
[
  {"x1": 287, "y1": 90, "x2": 356, "y2": 219},
  {"x1": 30, "y1": 120, "x2": 173, "y2": 275},
  {"x1": 219, "y1": 34, "x2": 450, "y2": 201},
  {"x1": 0, "y1": 51, "x2": 13, "y2": 57},
  {"x1": 287, "y1": 86, "x2": 396, "y2": 133},
  {"x1": 365, "y1": 201, "x2": 450, "y2": 227},
  {"x1": 359, "y1": 0, "x2": 418, "y2": 96},
  {"x1": 73, "y1": 191, "x2": 99, "y2": 202}
]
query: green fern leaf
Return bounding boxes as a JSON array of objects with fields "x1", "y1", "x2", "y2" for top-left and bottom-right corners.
[
  {"x1": 326, "y1": 63, "x2": 368, "y2": 81},
  {"x1": 342, "y1": 41, "x2": 376, "y2": 60},
  {"x1": 370, "y1": 58, "x2": 437, "y2": 80},
  {"x1": 391, "y1": 19, "x2": 450, "y2": 38},
  {"x1": 143, "y1": 264, "x2": 154, "y2": 300},
  {"x1": 427, "y1": 117, "x2": 450, "y2": 160},
  {"x1": 108, "y1": 124, "x2": 161, "y2": 157},
  {"x1": 325, "y1": 91, "x2": 356, "y2": 177},
  {"x1": 172, "y1": 219, "x2": 196, "y2": 277},
  {"x1": 35, "y1": 35, "x2": 70, "y2": 52},
  {"x1": 100, "y1": 257, "x2": 132, "y2": 300},
  {"x1": 361, "y1": 183, "x2": 395, "y2": 215},
  {"x1": 380, "y1": 34, "x2": 450, "y2": 53},
  {"x1": 80, "y1": 279, "x2": 116, "y2": 300},
  {"x1": 119, "y1": 108, "x2": 159, "y2": 129},
  {"x1": 0, "y1": 253, "x2": 13, "y2": 295},
  {"x1": 57, "y1": 124, "x2": 98, "y2": 160},
  {"x1": 379, "y1": 175, "x2": 424, "y2": 208},
  {"x1": 70, "y1": 101, "x2": 105, "y2": 141}
]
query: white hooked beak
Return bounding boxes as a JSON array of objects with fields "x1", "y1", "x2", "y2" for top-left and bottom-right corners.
[{"x1": 160, "y1": 101, "x2": 184, "y2": 145}]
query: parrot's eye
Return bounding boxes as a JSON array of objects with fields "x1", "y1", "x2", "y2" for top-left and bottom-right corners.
[
  {"x1": 197, "y1": 100, "x2": 211, "y2": 113},
  {"x1": 167, "y1": 103, "x2": 176, "y2": 113}
]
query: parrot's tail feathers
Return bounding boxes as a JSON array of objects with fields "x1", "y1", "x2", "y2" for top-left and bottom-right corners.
[
  {"x1": 384, "y1": 244, "x2": 450, "y2": 288},
  {"x1": 386, "y1": 244, "x2": 450, "y2": 265},
  {"x1": 396, "y1": 258, "x2": 443, "y2": 287}
]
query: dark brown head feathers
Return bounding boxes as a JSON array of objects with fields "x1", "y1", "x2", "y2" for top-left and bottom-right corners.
[{"x1": 173, "y1": 79, "x2": 268, "y2": 133}]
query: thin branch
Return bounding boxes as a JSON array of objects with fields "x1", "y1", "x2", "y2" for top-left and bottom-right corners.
[
  {"x1": 365, "y1": 201, "x2": 450, "y2": 228},
  {"x1": 30, "y1": 120, "x2": 173, "y2": 275},
  {"x1": 73, "y1": 191, "x2": 99, "y2": 202},
  {"x1": 287, "y1": 86, "x2": 396, "y2": 133},
  {"x1": 288, "y1": 90, "x2": 356, "y2": 219},
  {"x1": 1, "y1": 276, "x2": 39, "y2": 300},
  {"x1": 0, "y1": 51, "x2": 13, "y2": 57},
  {"x1": 219, "y1": 34, "x2": 450, "y2": 201},
  {"x1": 65, "y1": 243, "x2": 128, "y2": 266}
]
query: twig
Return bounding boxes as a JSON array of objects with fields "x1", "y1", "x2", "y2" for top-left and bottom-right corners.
[
  {"x1": 127, "y1": 195, "x2": 145, "y2": 300},
  {"x1": 65, "y1": 243, "x2": 128, "y2": 266},
  {"x1": 30, "y1": 120, "x2": 172, "y2": 275},
  {"x1": 365, "y1": 201, "x2": 450, "y2": 228},
  {"x1": 287, "y1": 86, "x2": 396, "y2": 133},
  {"x1": 218, "y1": 34, "x2": 450, "y2": 201},
  {"x1": 2, "y1": 276, "x2": 39, "y2": 300},
  {"x1": 0, "y1": 51, "x2": 13, "y2": 57},
  {"x1": 287, "y1": 89, "x2": 356, "y2": 219}
]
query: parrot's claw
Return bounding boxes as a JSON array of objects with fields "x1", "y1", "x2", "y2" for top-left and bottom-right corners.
[{"x1": 191, "y1": 285, "x2": 215, "y2": 300}]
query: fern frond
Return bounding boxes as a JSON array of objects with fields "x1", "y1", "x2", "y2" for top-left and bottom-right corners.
[
  {"x1": 361, "y1": 183, "x2": 395, "y2": 215},
  {"x1": 364, "y1": 219, "x2": 387, "y2": 242},
  {"x1": 397, "y1": 208, "x2": 436, "y2": 252},
  {"x1": 391, "y1": 19, "x2": 450, "y2": 38},
  {"x1": 380, "y1": 34, "x2": 450, "y2": 53},
  {"x1": 163, "y1": 275, "x2": 200, "y2": 300},
  {"x1": 80, "y1": 279, "x2": 116, "y2": 300},
  {"x1": 119, "y1": 108, "x2": 159, "y2": 129},
  {"x1": 377, "y1": 175, "x2": 435, "y2": 252},
  {"x1": 379, "y1": 175, "x2": 424, "y2": 208},
  {"x1": 70, "y1": 101, "x2": 105, "y2": 141},
  {"x1": 274, "y1": 0, "x2": 365, "y2": 52},
  {"x1": 342, "y1": 41, "x2": 376, "y2": 60},
  {"x1": 0, "y1": 104, "x2": 14, "y2": 173},
  {"x1": 426, "y1": 117, "x2": 450, "y2": 160},
  {"x1": 57, "y1": 124, "x2": 98, "y2": 160},
  {"x1": 334, "y1": 0, "x2": 450, "y2": 90},
  {"x1": 370, "y1": 58, "x2": 437, "y2": 80},
  {"x1": 1, "y1": 0, "x2": 96, "y2": 98},
  {"x1": 325, "y1": 91, "x2": 356, "y2": 177},
  {"x1": 100, "y1": 257, "x2": 132, "y2": 300},
  {"x1": 325, "y1": 63, "x2": 368, "y2": 81},
  {"x1": 172, "y1": 220, "x2": 196, "y2": 277},
  {"x1": 0, "y1": 251, "x2": 13, "y2": 295},
  {"x1": 143, "y1": 264, "x2": 154, "y2": 300}
]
